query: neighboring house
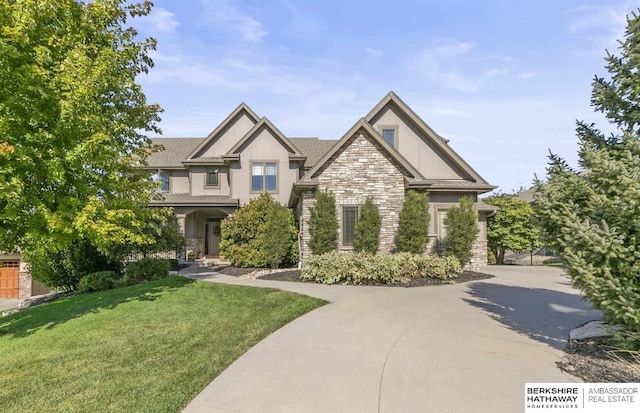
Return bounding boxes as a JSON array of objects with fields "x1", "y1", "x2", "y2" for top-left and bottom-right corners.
[
  {"x1": 0, "y1": 252, "x2": 49, "y2": 299},
  {"x1": 148, "y1": 92, "x2": 497, "y2": 269}
]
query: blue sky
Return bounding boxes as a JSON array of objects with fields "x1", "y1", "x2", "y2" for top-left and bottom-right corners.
[{"x1": 135, "y1": 0, "x2": 635, "y2": 193}]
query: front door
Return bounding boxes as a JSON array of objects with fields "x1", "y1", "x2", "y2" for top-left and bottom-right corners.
[{"x1": 205, "y1": 221, "x2": 221, "y2": 258}]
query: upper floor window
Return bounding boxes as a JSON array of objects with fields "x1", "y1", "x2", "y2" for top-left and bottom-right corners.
[
  {"x1": 152, "y1": 169, "x2": 170, "y2": 192},
  {"x1": 206, "y1": 168, "x2": 219, "y2": 187},
  {"x1": 251, "y1": 162, "x2": 277, "y2": 192},
  {"x1": 382, "y1": 129, "x2": 395, "y2": 146},
  {"x1": 342, "y1": 206, "x2": 358, "y2": 247}
]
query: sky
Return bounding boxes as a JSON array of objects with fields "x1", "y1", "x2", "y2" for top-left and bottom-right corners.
[{"x1": 134, "y1": 0, "x2": 637, "y2": 194}]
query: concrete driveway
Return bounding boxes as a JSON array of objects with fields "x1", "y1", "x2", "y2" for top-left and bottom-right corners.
[
  {"x1": 0, "y1": 299, "x2": 20, "y2": 313},
  {"x1": 183, "y1": 265, "x2": 601, "y2": 413}
]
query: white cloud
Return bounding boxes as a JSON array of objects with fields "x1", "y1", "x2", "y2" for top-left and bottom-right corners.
[
  {"x1": 411, "y1": 39, "x2": 511, "y2": 93},
  {"x1": 517, "y1": 72, "x2": 537, "y2": 80},
  {"x1": 149, "y1": 7, "x2": 179, "y2": 32},
  {"x1": 201, "y1": 0, "x2": 267, "y2": 42},
  {"x1": 565, "y1": 4, "x2": 629, "y2": 52}
]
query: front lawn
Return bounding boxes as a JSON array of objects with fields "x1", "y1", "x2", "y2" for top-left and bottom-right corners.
[{"x1": 0, "y1": 277, "x2": 326, "y2": 412}]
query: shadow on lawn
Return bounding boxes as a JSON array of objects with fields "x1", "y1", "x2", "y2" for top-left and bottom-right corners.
[
  {"x1": 0, "y1": 277, "x2": 193, "y2": 338},
  {"x1": 464, "y1": 282, "x2": 602, "y2": 349}
]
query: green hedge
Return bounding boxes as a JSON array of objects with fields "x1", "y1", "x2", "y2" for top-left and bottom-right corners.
[
  {"x1": 124, "y1": 258, "x2": 171, "y2": 283},
  {"x1": 77, "y1": 271, "x2": 120, "y2": 293},
  {"x1": 301, "y1": 252, "x2": 461, "y2": 285}
]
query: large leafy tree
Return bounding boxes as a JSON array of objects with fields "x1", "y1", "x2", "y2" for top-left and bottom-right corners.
[
  {"x1": 484, "y1": 194, "x2": 539, "y2": 264},
  {"x1": 0, "y1": 0, "x2": 162, "y2": 254},
  {"x1": 534, "y1": 10, "x2": 640, "y2": 336}
]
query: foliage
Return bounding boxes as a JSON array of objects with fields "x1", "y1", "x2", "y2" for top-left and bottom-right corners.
[
  {"x1": 77, "y1": 271, "x2": 119, "y2": 293},
  {"x1": 484, "y1": 194, "x2": 540, "y2": 264},
  {"x1": 0, "y1": 0, "x2": 162, "y2": 257},
  {"x1": 534, "y1": 11, "x2": 640, "y2": 337},
  {"x1": 395, "y1": 190, "x2": 430, "y2": 253},
  {"x1": 354, "y1": 196, "x2": 381, "y2": 254},
  {"x1": 130, "y1": 210, "x2": 186, "y2": 258},
  {"x1": 25, "y1": 238, "x2": 123, "y2": 291},
  {"x1": 444, "y1": 196, "x2": 479, "y2": 267},
  {"x1": 124, "y1": 258, "x2": 170, "y2": 283},
  {"x1": 220, "y1": 193, "x2": 297, "y2": 267},
  {"x1": 0, "y1": 277, "x2": 325, "y2": 412},
  {"x1": 308, "y1": 190, "x2": 339, "y2": 254},
  {"x1": 263, "y1": 202, "x2": 297, "y2": 268},
  {"x1": 301, "y1": 251, "x2": 461, "y2": 285}
]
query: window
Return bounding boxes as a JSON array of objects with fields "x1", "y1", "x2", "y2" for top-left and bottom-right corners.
[
  {"x1": 206, "y1": 168, "x2": 219, "y2": 187},
  {"x1": 437, "y1": 210, "x2": 448, "y2": 246},
  {"x1": 382, "y1": 129, "x2": 395, "y2": 146},
  {"x1": 342, "y1": 206, "x2": 358, "y2": 247},
  {"x1": 251, "y1": 162, "x2": 277, "y2": 192},
  {"x1": 152, "y1": 169, "x2": 170, "y2": 192}
]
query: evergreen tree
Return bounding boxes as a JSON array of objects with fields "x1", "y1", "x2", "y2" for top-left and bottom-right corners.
[
  {"x1": 263, "y1": 203, "x2": 295, "y2": 269},
  {"x1": 308, "y1": 190, "x2": 338, "y2": 254},
  {"x1": 354, "y1": 197, "x2": 381, "y2": 254},
  {"x1": 484, "y1": 194, "x2": 540, "y2": 264},
  {"x1": 395, "y1": 190, "x2": 430, "y2": 253},
  {"x1": 444, "y1": 196, "x2": 478, "y2": 267},
  {"x1": 535, "y1": 10, "x2": 640, "y2": 337}
]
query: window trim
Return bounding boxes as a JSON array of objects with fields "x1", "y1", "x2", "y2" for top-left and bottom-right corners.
[
  {"x1": 205, "y1": 167, "x2": 220, "y2": 188},
  {"x1": 250, "y1": 160, "x2": 279, "y2": 193},
  {"x1": 378, "y1": 124, "x2": 399, "y2": 148},
  {"x1": 342, "y1": 205, "x2": 359, "y2": 248}
]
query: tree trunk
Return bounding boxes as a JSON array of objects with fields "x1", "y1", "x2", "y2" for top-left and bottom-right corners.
[{"x1": 497, "y1": 249, "x2": 505, "y2": 265}]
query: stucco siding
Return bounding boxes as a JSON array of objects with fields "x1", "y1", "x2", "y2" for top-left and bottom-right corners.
[
  {"x1": 369, "y1": 104, "x2": 467, "y2": 180},
  {"x1": 230, "y1": 126, "x2": 299, "y2": 206},
  {"x1": 170, "y1": 170, "x2": 190, "y2": 194},
  {"x1": 199, "y1": 111, "x2": 257, "y2": 157},
  {"x1": 190, "y1": 166, "x2": 231, "y2": 196}
]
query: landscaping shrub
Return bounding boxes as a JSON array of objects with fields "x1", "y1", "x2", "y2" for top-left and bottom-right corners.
[
  {"x1": 124, "y1": 258, "x2": 170, "y2": 283},
  {"x1": 354, "y1": 196, "x2": 381, "y2": 254},
  {"x1": 444, "y1": 196, "x2": 479, "y2": 267},
  {"x1": 301, "y1": 251, "x2": 461, "y2": 285},
  {"x1": 77, "y1": 271, "x2": 119, "y2": 293},
  {"x1": 395, "y1": 190, "x2": 430, "y2": 253},
  {"x1": 25, "y1": 238, "x2": 123, "y2": 291},
  {"x1": 220, "y1": 193, "x2": 298, "y2": 268},
  {"x1": 308, "y1": 190, "x2": 338, "y2": 254},
  {"x1": 263, "y1": 203, "x2": 296, "y2": 268}
]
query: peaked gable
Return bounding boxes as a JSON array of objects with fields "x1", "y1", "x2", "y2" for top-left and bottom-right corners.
[
  {"x1": 187, "y1": 103, "x2": 260, "y2": 160},
  {"x1": 365, "y1": 91, "x2": 491, "y2": 185},
  {"x1": 302, "y1": 119, "x2": 423, "y2": 181},
  {"x1": 225, "y1": 117, "x2": 305, "y2": 160}
]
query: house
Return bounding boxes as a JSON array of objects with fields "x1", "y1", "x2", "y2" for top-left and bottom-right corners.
[{"x1": 147, "y1": 91, "x2": 497, "y2": 269}]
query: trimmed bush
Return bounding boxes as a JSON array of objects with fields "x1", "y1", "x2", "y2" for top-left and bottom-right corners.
[
  {"x1": 125, "y1": 258, "x2": 170, "y2": 283},
  {"x1": 396, "y1": 190, "x2": 430, "y2": 253},
  {"x1": 220, "y1": 193, "x2": 298, "y2": 268},
  {"x1": 301, "y1": 251, "x2": 461, "y2": 285},
  {"x1": 78, "y1": 271, "x2": 119, "y2": 293},
  {"x1": 354, "y1": 196, "x2": 381, "y2": 254},
  {"x1": 263, "y1": 203, "x2": 296, "y2": 269},
  {"x1": 308, "y1": 190, "x2": 338, "y2": 254},
  {"x1": 444, "y1": 196, "x2": 479, "y2": 267}
]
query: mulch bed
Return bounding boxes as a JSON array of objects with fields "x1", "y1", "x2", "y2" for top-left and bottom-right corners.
[
  {"x1": 557, "y1": 336, "x2": 640, "y2": 383},
  {"x1": 217, "y1": 267, "x2": 494, "y2": 287}
]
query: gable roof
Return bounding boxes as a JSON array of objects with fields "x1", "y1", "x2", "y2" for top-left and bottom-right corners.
[
  {"x1": 287, "y1": 138, "x2": 337, "y2": 168},
  {"x1": 186, "y1": 102, "x2": 260, "y2": 160},
  {"x1": 365, "y1": 91, "x2": 492, "y2": 185},
  {"x1": 225, "y1": 117, "x2": 306, "y2": 161},
  {"x1": 301, "y1": 118, "x2": 424, "y2": 181},
  {"x1": 147, "y1": 138, "x2": 203, "y2": 168}
]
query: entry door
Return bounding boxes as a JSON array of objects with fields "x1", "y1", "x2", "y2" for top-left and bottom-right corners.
[{"x1": 205, "y1": 221, "x2": 221, "y2": 257}]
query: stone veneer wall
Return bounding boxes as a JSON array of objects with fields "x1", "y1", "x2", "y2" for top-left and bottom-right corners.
[
  {"x1": 186, "y1": 238, "x2": 204, "y2": 259},
  {"x1": 300, "y1": 131, "x2": 407, "y2": 262},
  {"x1": 18, "y1": 270, "x2": 32, "y2": 299}
]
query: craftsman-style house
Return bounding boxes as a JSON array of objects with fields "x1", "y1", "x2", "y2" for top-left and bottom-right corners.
[{"x1": 146, "y1": 92, "x2": 497, "y2": 269}]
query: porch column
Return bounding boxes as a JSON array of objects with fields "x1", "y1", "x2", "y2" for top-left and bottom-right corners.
[{"x1": 176, "y1": 214, "x2": 187, "y2": 260}]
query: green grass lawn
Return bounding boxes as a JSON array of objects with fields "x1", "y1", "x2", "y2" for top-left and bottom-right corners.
[{"x1": 0, "y1": 277, "x2": 326, "y2": 412}]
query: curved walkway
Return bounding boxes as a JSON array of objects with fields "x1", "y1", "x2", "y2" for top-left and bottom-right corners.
[{"x1": 182, "y1": 266, "x2": 601, "y2": 413}]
